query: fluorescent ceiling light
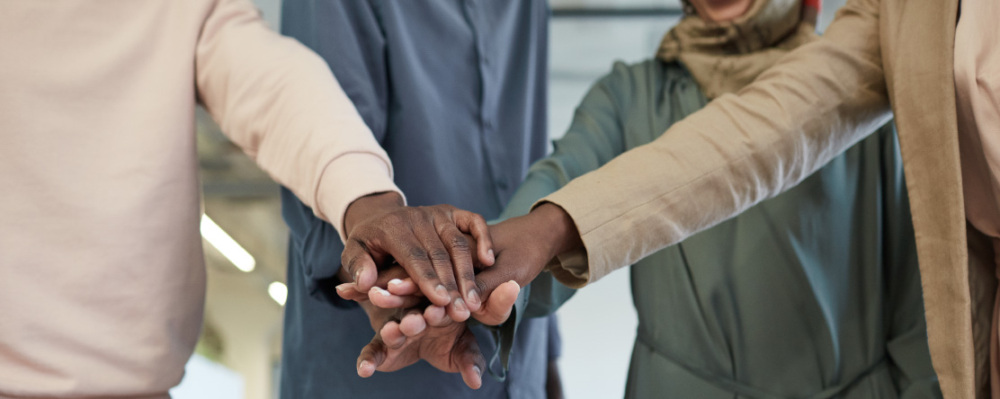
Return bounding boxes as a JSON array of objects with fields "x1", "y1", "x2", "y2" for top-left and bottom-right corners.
[
  {"x1": 268, "y1": 281, "x2": 288, "y2": 306},
  {"x1": 200, "y1": 214, "x2": 256, "y2": 272}
]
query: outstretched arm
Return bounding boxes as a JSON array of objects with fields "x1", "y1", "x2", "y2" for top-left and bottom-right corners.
[
  {"x1": 198, "y1": 0, "x2": 493, "y2": 317},
  {"x1": 491, "y1": 61, "x2": 639, "y2": 321},
  {"x1": 195, "y1": 0, "x2": 399, "y2": 239},
  {"x1": 539, "y1": 0, "x2": 889, "y2": 288}
]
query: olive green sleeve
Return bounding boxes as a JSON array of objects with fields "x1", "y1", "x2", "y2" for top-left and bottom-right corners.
[
  {"x1": 490, "y1": 62, "x2": 635, "y2": 373},
  {"x1": 503, "y1": 61, "x2": 635, "y2": 317}
]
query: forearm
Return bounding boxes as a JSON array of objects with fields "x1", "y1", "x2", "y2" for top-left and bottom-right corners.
[
  {"x1": 195, "y1": 0, "x2": 401, "y2": 240},
  {"x1": 540, "y1": 0, "x2": 888, "y2": 286}
]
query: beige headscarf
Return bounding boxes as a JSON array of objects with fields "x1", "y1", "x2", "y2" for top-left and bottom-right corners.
[{"x1": 657, "y1": 0, "x2": 819, "y2": 99}]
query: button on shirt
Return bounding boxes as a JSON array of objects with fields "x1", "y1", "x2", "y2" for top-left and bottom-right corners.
[{"x1": 278, "y1": 1, "x2": 553, "y2": 398}]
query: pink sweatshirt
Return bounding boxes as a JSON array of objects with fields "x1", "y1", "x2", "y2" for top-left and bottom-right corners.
[{"x1": 0, "y1": 0, "x2": 400, "y2": 397}]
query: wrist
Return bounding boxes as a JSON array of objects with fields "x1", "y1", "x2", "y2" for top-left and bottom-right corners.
[
  {"x1": 530, "y1": 203, "x2": 583, "y2": 261},
  {"x1": 344, "y1": 191, "x2": 405, "y2": 235}
]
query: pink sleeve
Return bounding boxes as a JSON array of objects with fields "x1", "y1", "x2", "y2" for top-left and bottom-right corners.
[{"x1": 193, "y1": 0, "x2": 402, "y2": 241}]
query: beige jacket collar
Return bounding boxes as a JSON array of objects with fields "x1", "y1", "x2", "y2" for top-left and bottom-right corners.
[{"x1": 886, "y1": 0, "x2": 975, "y2": 397}]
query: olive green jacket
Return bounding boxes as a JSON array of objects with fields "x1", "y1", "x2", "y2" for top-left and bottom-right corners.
[
  {"x1": 538, "y1": 0, "x2": 977, "y2": 396},
  {"x1": 500, "y1": 59, "x2": 939, "y2": 398}
]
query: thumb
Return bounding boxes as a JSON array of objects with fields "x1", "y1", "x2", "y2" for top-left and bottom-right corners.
[
  {"x1": 357, "y1": 335, "x2": 388, "y2": 378},
  {"x1": 471, "y1": 280, "x2": 520, "y2": 325},
  {"x1": 452, "y1": 327, "x2": 486, "y2": 389},
  {"x1": 342, "y1": 246, "x2": 379, "y2": 292}
]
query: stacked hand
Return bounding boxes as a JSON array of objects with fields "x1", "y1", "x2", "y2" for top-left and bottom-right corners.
[{"x1": 335, "y1": 192, "x2": 581, "y2": 389}]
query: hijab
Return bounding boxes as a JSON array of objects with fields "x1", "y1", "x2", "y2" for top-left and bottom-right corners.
[{"x1": 658, "y1": 0, "x2": 821, "y2": 99}]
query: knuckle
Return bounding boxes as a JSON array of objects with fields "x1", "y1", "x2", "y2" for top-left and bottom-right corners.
[
  {"x1": 422, "y1": 270, "x2": 438, "y2": 281},
  {"x1": 472, "y1": 213, "x2": 486, "y2": 224},
  {"x1": 353, "y1": 226, "x2": 379, "y2": 243},
  {"x1": 407, "y1": 247, "x2": 428, "y2": 262},
  {"x1": 350, "y1": 238, "x2": 371, "y2": 253},
  {"x1": 447, "y1": 234, "x2": 470, "y2": 252},
  {"x1": 381, "y1": 212, "x2": 405, "y2": 226},
  {"x1": 410, "y1": 206, "x2": 430, "y2": 217},
  {"x1": 342, "y1": 255, "x2": 359, "y2": 271},
  {"x1": 475, "y1": 279, "x2": 489, "y2": 295},
  {"x1": 429, "y1": 249, "x2": 451, "y2": 263},
  {"x1": 460, "y1": 270, "x2": 476, "y2": 283}
]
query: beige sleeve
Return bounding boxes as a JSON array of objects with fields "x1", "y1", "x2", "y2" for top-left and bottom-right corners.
[
  {"x1": 193, "y1": 0, "x2": 401, "y2": 241},
  {"x1": 541, "y1": 0, "x2": 890, "y2": 287}
]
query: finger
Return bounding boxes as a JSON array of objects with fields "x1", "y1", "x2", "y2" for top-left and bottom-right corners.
[
  {"x1": 438, "y1": 223, "x2": 482, "y2": 313},
  {"x1": 413, "y1": 222, "x2": 468, "y2": 320},
  {"x1": 335, "y1": 283, "x2": 368, "y2": 302},
  {"x1": 397, "y1": 309, "x2": 427, "y2": 337},
  {"x1": 380, "y1": 320, "x2": 407, "y2": 349},
  {"x1": 387, "y1": 277, "x2": 419, "y2": 296},
  {"x1": 423, "y1": 305, "x2": 452, "y2": 328},
  {"x1": 471, "y1": 258, "x2": 519, "y2": 308},
  {"x1": 388, "y1": 227, "x2": 452, "y2": 307},
  {"x1": 368, "y1": 287, "x2": 424, "y2": 309},
  {"x1": 454, "y1": 328, "x2": 486, "y2": 389},
  {"x1": 472, "y1": 280, "x2": 520, "y2": 326},
  {"x1": 341, "y1": 243, "x2": 378, "y2": 292},
  {"x1": 357, "y1": 335, "x2": 388, "y2": 378},
  {"x1": 371, "y1": 266, "x2": 410, "y2": 289},
  {"x1": 453, "y1": 210, "x2": 494, "y2": 267}
]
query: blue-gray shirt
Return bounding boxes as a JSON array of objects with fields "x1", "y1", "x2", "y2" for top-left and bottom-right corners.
[{"x1": 279, "y1": 1, "x2": 554, "y2": 398}]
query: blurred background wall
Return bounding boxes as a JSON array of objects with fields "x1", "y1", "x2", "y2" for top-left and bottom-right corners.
[{"x1": 174, "y1": 0, "x2": 847, "y2": 398}]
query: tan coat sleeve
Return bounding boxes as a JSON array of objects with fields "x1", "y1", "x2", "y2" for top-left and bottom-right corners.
[
  {"x1": 194, "y1": 0, "x2": 401, "y2": 241},
  {"x1": 541, "y1": 0, "x2": 890, "y2": 287}
]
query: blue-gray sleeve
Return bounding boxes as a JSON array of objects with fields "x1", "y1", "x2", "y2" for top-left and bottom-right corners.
[
  {"x1": 877, "y1": 123, "x2": 943, "y2": 397},
  {"x1": 547, "y1": 314, "x2": 562, "y2": 361},
  {"x1": 493, "y1": 62, "x2": 634, "y2": 369},
  {"x1": 279, "y1": 0, "x2": 389, "y2": 305}
]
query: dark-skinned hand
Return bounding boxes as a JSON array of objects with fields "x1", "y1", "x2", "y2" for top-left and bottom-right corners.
[
  {"x1": 339, "y1": 203, "x2": 578, "y2": 386},
  {"x1": 334, "y1": 265, "x2": 489, "y2": 388},
  {"x1": 354, "y1": 203, "x2": 582, "y2": 325},
  {"x1": 355, "y1": 282, "x2": 521, "y2": 389},
  {"x1": 340, "y1": 192, "x2": 496, "y2": 322}
]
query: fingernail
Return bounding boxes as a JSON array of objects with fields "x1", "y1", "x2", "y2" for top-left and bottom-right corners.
[
  {"x1": 373, "y1": 287, "x2": 391, "y2": 297},
  {"x1": 508, "y1": 280, "x2": 520, "y2": 289},
  {"x1": 358, "y1": 360, "x2": 370, "y2": 374},
  {"x1": 388, "y1": 278, "x2": 403, "y2": 286},
  {"x1": 454, "y1": 298, "x2": 468, "y2": 313},
  {"x1": 354, "y1": 269, "x2": 362, "y2": 283},
  {"x1": 473, "y1": 365, "x2": 482, "y2": 376},
  {"x1": 487, "y1": 249, "x2": 495, "y2": 262},
  {"x1": 467, "y1": 290, "x2": 481, "y2": 307},
  {"x1": 435, "y1": 284, "x2": 448, "y2": 298}
]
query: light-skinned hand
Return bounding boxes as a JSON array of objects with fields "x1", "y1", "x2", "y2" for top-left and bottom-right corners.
[{"x1": 355, "y1": 282, "x2": 522, "y2": 389}]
